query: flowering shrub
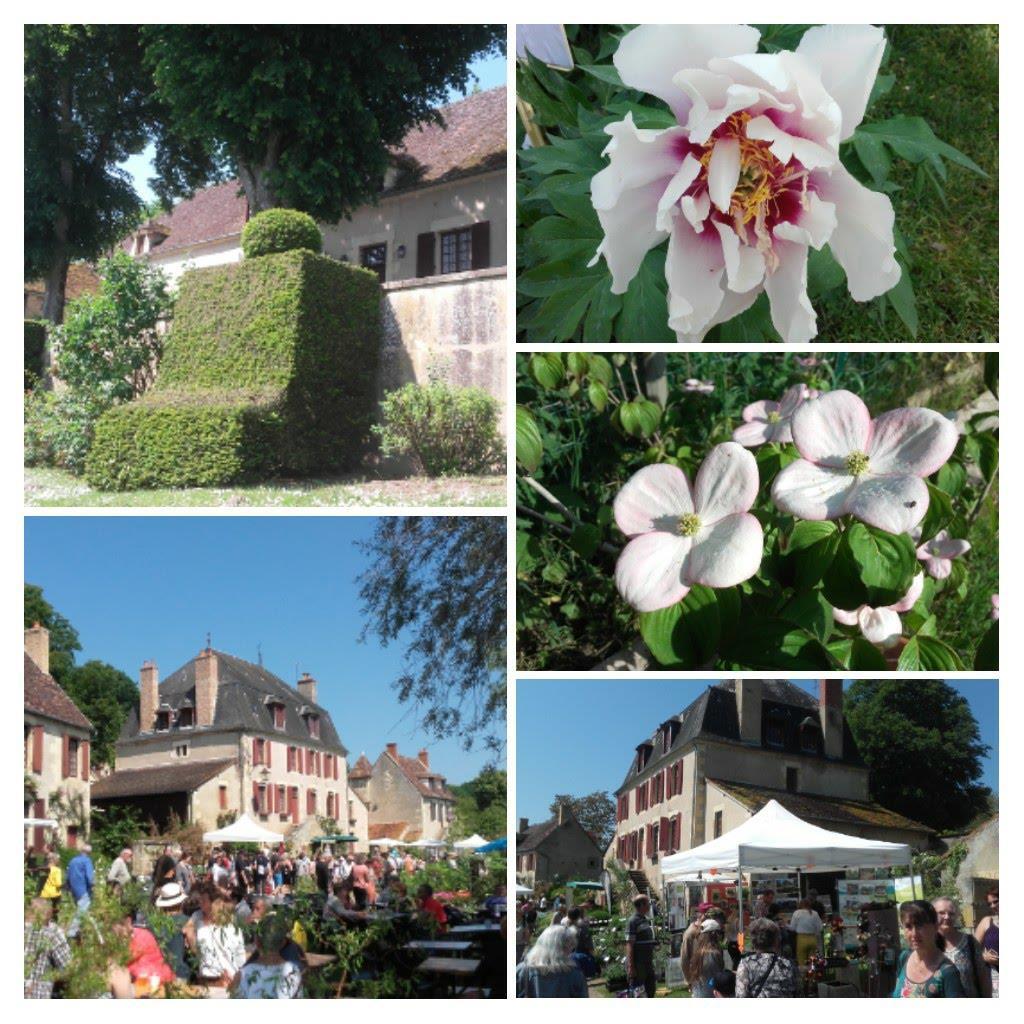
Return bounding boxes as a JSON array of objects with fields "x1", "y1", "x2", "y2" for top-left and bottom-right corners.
[
  {"x1": 516, "y1": 352, "x2": 997, "y2": 670},
  {"x1": 518, "y1": 24, "x2": 989, "y2": 342}
]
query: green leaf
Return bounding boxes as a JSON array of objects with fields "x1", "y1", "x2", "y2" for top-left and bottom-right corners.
[
  {"x1": 578, "y1": 63, "x2": 624, "y2": 87},
  {"x1": 779, "y1": 590, "x2": 834, "y2": 644},
  {"x1": 528, "y1": 353, "x2": 565, "y2": 390},
  {"x1": 917, "y1": 482, "x2": 952, "y2": 543},
  {"x1": 638, "y1": 586, "x2": 720, "y2": 668},
  {"x1": 566, "y1": 352, "x2": 589, "y2": 377},
  {"x1": 974, "y1": 620, "x2": 998, "y2": 670},
  {"x1": 857, "y1": 116, "x2": 986, "y2": 176},
  {"x1": 897, "y1": 635, "x2": 965, "y2": 671},
  {"x1": 976, "y1": 431, "x2": 998, "y2": 483},
  {"x1": 845, "y1": 523, "x2": 918, "y2": 607},
  {"x1": 587, "y1": 354, "x2": 614, "y2": 385},
  {"x1": 515, "y1": 531, "x2": 542, "y2": 572},
  {"x1": 515, "y1": 405, "x2": 543, "y2": 474},
  {"x1": 848, "y1": 638, "x2": 889, "y2": 670},
  {"x1": 541, "y1": 560, "x2": 567, "y2": 584},
  {"x1": 617, "y1": 398, "x2": 662, "y2": 439},
  {"x1": 569, "y1": 524, "x2": 601, "y2": 559},
  {"x1": 886, "y1": 257, "x2": 919, "y2": 339},
  {"x1": 934, "y1": 459, "x2": 967, "y2": 497},
  {"x1": 587, "y1": 380, "x2": 609, "y2": 412},
  {"x1": 722, "y1": 619, "x2": 836, "y2": 670},
  {"x1": 786, "y1": 520, "x2": 839, "y2": 590},
  {"x1": 617, "y1": 248, "x2": 674, "y2": 342},
  {"x1": 581, "y1": 279, "x2": 622, "y2": 342},
  {"x1": 852, "y1": 133, "x2": 892, "y2": 187},
  {"x1": 984, "y1": 352, "x2": 998, "y2": 398},
  {"x1": 807, "y1": 247, "x2": 847, "y2": 298}
]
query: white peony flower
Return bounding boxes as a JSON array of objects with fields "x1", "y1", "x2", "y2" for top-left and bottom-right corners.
[
  {"x1": 590, "y1": 24, "x2": 899, "y2": 342},
  {"x1": 833, "y1": 572, "x2": 924, "y2": 648}
]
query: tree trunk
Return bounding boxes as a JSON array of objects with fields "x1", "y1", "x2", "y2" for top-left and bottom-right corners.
[
  {"x1": 237, "y1": 131, "x2": 284, "y2": 214},
  {"x1": 42, "y1": 235, "x2": 69, "y2": 324}
]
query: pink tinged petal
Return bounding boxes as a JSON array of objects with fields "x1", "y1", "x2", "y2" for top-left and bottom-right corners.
[
  {"x1": 924, "y1": 556, "x2": 952, "y2": 580},
  {"x1": 858, "y1": 606, "x2": 902, "y2": 648},
  {"x1": 708, "y1": 138, "x2": 741, "y2": 214},
  {"x1": 832, "y1": 606, "x2": 862, "y2": 626},
  {"x1": 686, "y1": 82, "x2": 773, "y2": 145},
  {"x1": 772, "y1": 193, "x2": 837, "y2": 251},
  {"x1": 680, "y1": 190, "x2": 712, "y2": 232},
  {"x1": 777, "y1": 384, "x2": 809, "y2": 419},
  {"x1": 889, "y1": 572, "x2": 925, "y2": 613},
  {"x1": 683, "y1": 512, "x2": 764, "y2": 588},
  {"x1": 613, "y1": 462, "x2": 694, "y2": 537},
  {"x1": 764, "y1": 240, "x2": 817, "y2": 344},
  {"x1": 655, "y1": 155, "x2": 703, "y2": 232},
  {"x1": 713, "y1": 221, "x2": 766, "y2": 292},
  {"x1": 845, "y1": 475, "x2": 930, "y2": 534},
  {"x1": 665, "y1": 217, "x2": 726, "y2": 337},
  {"x1": 614, "y1": 24, "x2": 761, "y2": 122},
  {"x1": 771, "y1": 460, "x2": 856, "y2": 521},
  {"x1": 732, "y1": 420, "x2": 771, "y2": 447},
  {"x1": 991, "y1": 595, "x2": 999, "y2": 620},
  {"x1": 615, "y1": 533, "x2": 693, "y2": 612},
  {"x1": 677, "y1": 284, "x2": 760, "y2": 343},
  {"x1": 796, "y1": 24, "x2": 887, "y2": 141},
  {"x1": 742, "y1": 399, "x2": 776, "y2": 423},
  {"x1": 745, "y1": 114, "x2": 838, "y2": 170},
  {"x1": 930, "y1": 537, "x2": 971, "y2": 559},
  {"x1": 767, "y1": 420, "x2": 794, "y2": 444},
  {"x1": 693, "y1": 442, "x2": 760, "y2": 522},
  {"x1": 867, "y1": 407, "x2": 960, "y2": 478},
  {"x1": 592, "y1": 179, "x2": 671, "y2": 294},
  {"x1": 592, "y1": 117, "x2": 688, "y2": 207},
  {"x1": 816, "y1": 164, "x2": 900, "y2": 301},
  {"x1": 789, "y1": 389, "x2": 872, "y2": 467}
]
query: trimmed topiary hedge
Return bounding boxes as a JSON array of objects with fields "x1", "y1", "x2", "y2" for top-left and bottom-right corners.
[
  {"x1": 25, "y1": 319, "x2": 47, "y2": 389},
  {"x1": 241, "y1": 208, "x2": 322, "y2": 259},
  {"x1": 85, "y1": 250, "x2": 380, "y2": 490}
]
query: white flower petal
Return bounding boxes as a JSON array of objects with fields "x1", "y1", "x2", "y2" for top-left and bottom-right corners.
[
  {"x1": 683, "y1": 513, "x2": 764, "y2": 588},
  {"x1": 593, "y1": 116, "x2": 688, "y2": 209},
  {"x1": 764, "y1": 240, "x2": 817, "y2": 343},
  {"x1": 615, "y1": 533, "x2": 693, "y2": 612},
  {"x1": 614, "y1": 24, "x2": 762, "y2": 122},
  {"x1": 867, "y1": 408, "x2": 960, "y2": 478},
  {"x1": 743, "y1": 400, "x2": 775, "y2": 423},
  {"x1": 797, "y1": 24, "x2": 887, "y2": 141},
  {"x1": 832, "y1": 605, "x2": 862, "y2": 626},
  {"x1": 732, "y1": 420, "x2": 771, "y2": 447},
  {"x1": 771, "y1": 460, "x2": 855, "y2": 520},
  {"x1": 745, "y1": 114, "x2": 838, "y2": 170},
  {"x1": 846, "y1": 474, "x2": 930, "y2": 534},
  {"x1": 665, "y1": 217, "x2": 727, "y2": 337},
  {"x1": 713, "y1": 221, "x2": 766, "y2": 292},
  {"x1": 772, "y1": 192, "x2": 837, "y2": 251},
  {"x1": 890, "y1": 572, "x2": 925, "y2": 613},
  {"x1": 655, "y1": 154, "x2": 704, "y2": 232},
  {"x1": 680, "y1": 190, "x2": 712, "y2": 232},
  {"x1": 923, "y1": 556, "x2": 952, "y2": 580},
  {"x1": 614, "y1": 463, "x2": 694, "y2": 537},
  {"x1": 815, "y1": 164, "x2": 900, "y2": 301},
  {"x1": 790, "y1": 389, "x2": 872, "y2": 467},
  {"x1": 708, "y1": 138, "x2": 741, "y2": 214},
  {"x1": 930, "y1": 536, "x2": 971, "y2": 560},
  {"x1": 693, "y1": 442, "x2": 760, "y2": 523},
  {"x1": 677, "y1": 285, "x2": 760, "y2": 342},
  {"x1": 858, "y1": 606, "x2": 902, "y2": 648},
  {"x1": 592, "y1": 180, "x2": 671, "y2": 294},
  {"x1": 777, "y1": 384, "x2": 809, "y2": 418}
]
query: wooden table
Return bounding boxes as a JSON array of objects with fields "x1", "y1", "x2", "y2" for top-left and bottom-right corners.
[
  {"x1": 406, "y1": 940, "x2": 474, "y2": 954},
  {"x1": 415, "y1": 956, "x2": 481, "y2": 996},
  {"x1": 449, "y1": 923, "x2": 502, "y2": 935}
]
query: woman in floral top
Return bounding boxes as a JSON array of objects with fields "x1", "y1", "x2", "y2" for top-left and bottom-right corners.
[
  {"x1": 892, "y1": 900, "x2": 965, "y2": 998},
  {"x1": 736, "y1": 918, "x2": 801, "y2": 997}
]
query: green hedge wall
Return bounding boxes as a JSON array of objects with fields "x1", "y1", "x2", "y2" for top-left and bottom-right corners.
[
  {"x1": 241, "y1": 208, "x2": 322, "y2": 258},
  {"x1": 85, "y1": 250, "x2": 381, "y2": 490},
  {"x1": 25, "y1": 319, "x2": 47, "y2": 389}
]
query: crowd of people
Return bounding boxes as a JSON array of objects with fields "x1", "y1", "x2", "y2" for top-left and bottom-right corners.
[
  {"x1": 515, "y1": 885, "x2": 1000, "y2": 999},
  {"x1": 26, "y1": 839, "x2": 504, "y2": 999}
]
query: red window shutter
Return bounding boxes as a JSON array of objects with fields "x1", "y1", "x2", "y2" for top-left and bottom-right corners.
[
  {"x1": 219, "y1": 786, "x2": 227, "y2": 810},
  {"x1": 660, "y1": 816, "x2": 670, "y2": 850},
  {"x1": 306, "y1": 749, "x2": 312, "y2": 774},
  {"x1": 252, "y1": 781, "x2": 260, "y2": 813},
  {"x1": 81, "y1": 740, "x2": 89, "y2": 778},
  {"x1": 266, "y1": 741, "x2": 272, "y2": 768},
  {"x1": 252, "y1": 737, "x2": 259, "y2": 765},
  {"x1": 61, "y1": 734, "x2": 70, "y2": 779},
  {"x1": 333, "y1": 755, "x2": 339, "y2": 781},
  {"x1": 638, "y1": 829, "x2": 644, "y2": 863},
  {"x1": 290, "y1": 788, "x2": 299, "y2": 824},
  {"x1": 32, "y1": 726, "x2": 43, "y2": 773}
]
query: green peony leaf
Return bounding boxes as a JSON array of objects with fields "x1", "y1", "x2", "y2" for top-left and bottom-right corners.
[{"x1": 515, "y1": 405, "x2": 543, "y2": 474}]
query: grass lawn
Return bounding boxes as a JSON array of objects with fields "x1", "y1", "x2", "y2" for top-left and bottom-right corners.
[
  {"x1": 816, "y1": 24, "x2": 998, "y2": 342},
  {"x1": 24, "y1": 467, "x2": 506, "y2": 508}
]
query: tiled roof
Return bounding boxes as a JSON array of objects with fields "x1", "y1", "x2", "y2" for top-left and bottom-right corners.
[
  {"x1": 386, "y1": 86, "x2": 506, "y2": 194},
  {"x1": 389, "y1": 751, "x2": 456, "y2": 802},
  {"x1": 118, "y1": 649, "x2": 346, "y2": 754},
  {"x1": 708, "y1": 779, "x2": 933, "y2": 837},
  {"x1": 92, "y1": 758, "x2": 234, "y2": 800},
  {"x1": 25, "y1": 262, "x2": 101, "y2": 303},
  {"x1": 136, "y1": 180, "x2": 249, "y2": 256},
  {"x1": 517, "y1": 810, "x2": 603, "y2": 855},
  {"x1": 368, "y1": 822, "x2": 421, "y2": 842},
  {"x1": 349, "y1": 754, "x2": 373, "y2": 779},
  {"x1": 24, "y1": 653, "x2": 92, "y2": 731}
]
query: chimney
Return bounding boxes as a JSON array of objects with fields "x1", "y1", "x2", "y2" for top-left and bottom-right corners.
[
  {"x1": 819, "y1": 679, "x2": 844, "y2": 759},
  {"x1": 24, "y1": 623, "x2": 50, "y2": 675},
  {"x1": 195, "y1": 648, "x2": 219, "y2": 727},
  {"x1": 519, "y1": 817, "x2": 528, "y2": 833},
  {"x1": 139, "y1": 660, "x2": 159, "y2": 732},
  {"x1": 736, "y1": 679, "x2": 763, "y2": 745},
  {"x1": 297, "y1": 672, "x2": 317, "y2": 704},
  {"x1": 418, "y1": 748, "x2": 429, "y2": 769},
  {"x1": 386, "y1": 742, "x2": 398, "y2": 759},
  {"x1": 557, "y1": 803, "x2": 565, "y2": 825}
]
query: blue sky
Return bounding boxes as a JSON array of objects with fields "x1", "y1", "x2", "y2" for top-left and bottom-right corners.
[
  {"x1": 120, "y1": 51, "x2": 507, "y2": 204},
  {"x1": 516, "y1": 678, "x2": 999, "y2": 823},
  {"x1": 25, "y1": 517, "x2": 501, "y2": 784}
]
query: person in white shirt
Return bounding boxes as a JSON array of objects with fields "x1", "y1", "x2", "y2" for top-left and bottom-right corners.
[
  {"x1": 789, "y1": 898, "x2": 823, "y2": 965},
  {"x1": 184, "y1": 887, "x2": 246, "y2": 995}
]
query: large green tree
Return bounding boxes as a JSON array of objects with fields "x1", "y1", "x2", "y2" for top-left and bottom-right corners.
[
  {"x1": 551, "y1": 792, "x2": 616, "y2": 850},
  {"x1": 357, "y1": 517, "x2": 506, "y2": 753},
  {"x1": 142, "y1": 25, "x2": 505, "y2": 217},
  {"x1": 24, "y1": 26, "x2": 209, "y2": 322},
  {"x1": 846, "y1": 680, "x2": 991, "y2": 832},
  {"x1": 24, "y1": 582, "x2": 80, "y2": 682},
  {"x1": 451, "y1": 767, "x2": 507, "y2": 839}
]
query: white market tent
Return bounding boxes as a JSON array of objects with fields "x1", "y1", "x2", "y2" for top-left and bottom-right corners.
[
  {"x1": 515, "y1": 884, "x2": 533, "y2": 895},
  {"x1": 369, "y1": 837, "x2": 406, "y2": 847},
  {"x1": 453, "y1": 833, "x2": 488, "y2": 850},
  {"x1": 410, "y1": 838, "x2": 448, "y2": 848},
  {"x1": 660, "y1": 800, "x2": 914, "y2": 928},
  {"x1": 202, "y1": 813, "x2": 283, "y2": 845}
]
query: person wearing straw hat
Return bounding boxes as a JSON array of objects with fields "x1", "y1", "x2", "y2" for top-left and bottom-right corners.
[{"x1": 154, "y1": 882, "x2": 191, "y2": 980}]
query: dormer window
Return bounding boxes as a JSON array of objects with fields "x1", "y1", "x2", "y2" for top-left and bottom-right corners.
[
  {"x1": 178, "y1": 707, "x2": 194, "y2": 729},
  {"x1": 799, "y1": 716, "x2": 821, "y2": 754},
  {"x1": 268, "y1": 700, "x2": 285, "y2": 731},
  {"x1": 765, "y1": 710, "x2": 786, "y2": 748},
  {"x1": 636, "y1": 742, "x2": 653, "y2": 771},
  {"x1": 155, "y1": 710, "x2": 170, "y2": 732},
  {"x1": 306, "y1": 714, "x2": 320, "y2": 739}
]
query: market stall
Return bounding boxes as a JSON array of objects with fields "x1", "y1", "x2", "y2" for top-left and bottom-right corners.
[{"x1": 201, "y1": 813, "x2": 285, "y2": 845}]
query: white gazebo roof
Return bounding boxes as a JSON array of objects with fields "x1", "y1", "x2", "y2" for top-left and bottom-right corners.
[
  {"x1": 453, "y1": 833, "x2": 488, "y2": 850},
  {"x1": 369, "y1": 837, "x2": 406, "y2": 847},
  {"x1": 410, "y1": 838, "x2": 448, "y2": 848},
  {"x1": 661, "y1": 799, "x2": 912, "y2": 878},
  {"x1": 202, "y1": 813, "x2": 283, "y2": 845}
]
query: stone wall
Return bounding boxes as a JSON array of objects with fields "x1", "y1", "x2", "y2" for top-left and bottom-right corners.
[{"x1": 379, "y1": 266, "x2": 507, "y2": 431}]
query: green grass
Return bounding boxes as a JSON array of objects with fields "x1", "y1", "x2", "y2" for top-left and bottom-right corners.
[
  {"x1": 817, "y1": 24, "x2": 998, "y2": 342},
  {"x1": 24, "y1": 467, "x2": 506, "y2": 508}
]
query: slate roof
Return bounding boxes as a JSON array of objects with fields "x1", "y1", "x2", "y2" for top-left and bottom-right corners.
[
  {"x1": 132, "y1": 180, "x2": 249, "y2": 256},
  {"x1": 616, "y1": 680, "x2": 864, "y2": 793},
  {"x1": 516, "y1": 810, "x2": 603, "y2": 855},
  {"x1": 386, "y1": 750, "x2": 456, "y2": 802},
  {"x1": 118, "y1": 649, "x2": 346, "y2": 754},
  {"x1": 24, "y1": 653, "x2": 92, "y2": 731},
  {"x1": 708, "y1": 778, "x2": 933, "y2": 837},
  {"x1": 92, "y1": 758, "x2": 234, "y2": 800},
  {"x1": 349, "y1": 754, "x2": 374, "y2": 779}
]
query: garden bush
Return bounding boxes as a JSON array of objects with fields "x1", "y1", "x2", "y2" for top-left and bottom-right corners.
[
  {"x1": 86, "y1": 249, "x2": 380, "y2": 490},
  {"x1": 25, "y1": 385, "x2": 113, "y2": 475},
  {"x1": 241, "y1": 207, "x2": 323, "y2": 258},
  {"x1": 24, "y1": 319, "x2": 47, "y2": 390},
  {"x1": 372, "y1": 381, "x2": 504, "y2": 476}
]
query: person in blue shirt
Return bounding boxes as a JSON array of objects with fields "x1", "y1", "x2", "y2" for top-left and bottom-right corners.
[{"x1": 66, "y1": 844, "x2": 95, "y2": 939}]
